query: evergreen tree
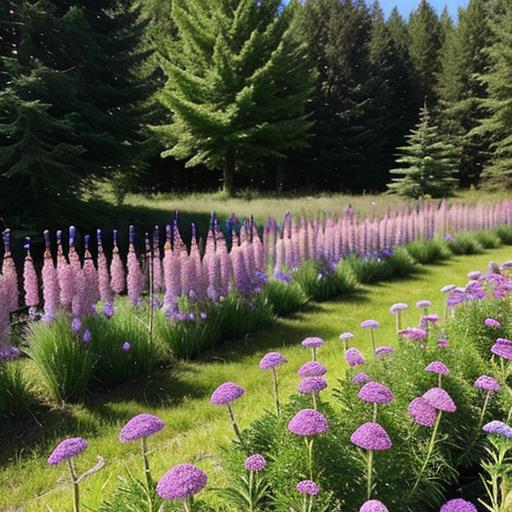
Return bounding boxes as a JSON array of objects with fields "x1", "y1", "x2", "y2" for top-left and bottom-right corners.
[
  {"x1": 437, "y1": 0, "x2": 492, "y2": 186},
  {"x1": 155, "y1": 0, "x2": 314, "y2": 197},
  {"x1": 408, "y1": 0, "x2": 443, "y2": 105},
  {"x1": 387, "y1": 102, "x2": 457, "y2": 198},
  {"x1": 476, "y1": 0, "x2": 512, "y2": 189}
]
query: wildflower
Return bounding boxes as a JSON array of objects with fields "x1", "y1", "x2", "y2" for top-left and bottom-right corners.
[
  {"x1": 416, "y1": 300, "x2": 431, "y2": 309},
  {"x1": 298, "y1": 377, "x2": 327, "y2": 394},
  {"x1": 440, "y1": 499, "x2": 477, "y2": 512},
  {"x1": 375, "y1": 346, "x2": 394, "y2": 358},
  {"x1": 352, "y1": 372, "x2": 371, "y2": 385},
  {"x1": 103, "y1": 303, "x2": 114, "y2": 318},
  {"x1": 425, "y1": 361, "x2": 449, "y2": 386},
  {"x1": 298, "y1": 361, "x2": 327, "y2": 377},
  {"x1": 408, "y1": 397, "x2": 437, "y2": 427},
  {"x1": 485, "y1": 318, "x2": 501, "y2": 328},
  {"x1": 467, "y1": 271, "x2": 481, "y2": 280},
  {"x1": 120, "y1": 413, "x2": 165, "y2": 442},
  {"x1": 437, "y1": 337, "x2": 449, "y2": 348},
  {"x1": 491, "y1": 338, "x2": 512, "y2": 360},
  {"x1": 358, "y1": 382, "x2": 393, "y2": 404},
  {"x1": 361, "y1": 319, "x2": 380, "y2": 329},
  {"x1": 296, "y1": 480, "x2": 320, "y2": 496},
  {"x1": 244, "y1": 454, "x2": 267, "y2": 472},
  {"x1": 389, "y1": 303, "x2": 408, "y2": 314},
  {"x1": 211, "y1": 382, "x2": 245, "y2": 446},
  {"x1": 288, "y1": 409, "x2": 329, "y2": 437},
  {"x1": 82, "y1": 330, "x2": 92, "y2": 344},
  {"x1": 156, "y1": 463, "x2": 208, "y2": 501},
  {"x1": 48, "y1": 438, "x2": 87, "y2": 465},
  {"x1": 474, "y1": 375, "x2": 500, "y2": 393},
  {"x1": 483, "y1": 420, "x2": 512, "y2": 439},
  {"x1": 345, "y1": 348, "x2": 365, "y2": 367},
  {"x1": 260, "y1": 352, "x2": 287, "y2": 415},
  {"x1": 71, "y1": 318, "x2": 82, "y2": 334},
  {"x1": 301, "y1": 337, "x2": 325, "y2": 361},
  {"x1": 423, "y1": 387, "x2": 457, "y2": 413},
  {"x1": 440, "y1": 285, "x2": 456, "y2": 293},
  {"x1": 339, "y1": 331, "x2": 354, "y2": 351},
  {"x1": 421, "y1": 314, "x2": 439, "y2": 324},
  {"x1": 359, "y1": 500, "x2": 389, "y2": 512},
  {"x1": 122, "y1": 342, "x2": 131, "y2": 352},
  {"x1": 400, "y1": 327, "x2": 428, "y2": 342}
]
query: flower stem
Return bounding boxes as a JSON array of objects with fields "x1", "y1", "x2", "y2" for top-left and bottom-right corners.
[
  {"x1": 370, "y1": 330, "x2": 376, "y2": 355},
  {"x1": 367, "y1": 449, "x2": 374, "y2": 500},
  {"x1": 372, "y1": 403, "x2": 378, "y2": 423},
  {"x1": 183, "y1": 497, "x2": 193, "y2": 512},
  {"x1": 141, "y1": 437, "x2": 153, "y2": 492},
  {"x1": 68, "y1": 458, "x2": 80, "y2": 512},
  {"x1": 306, "y1": 438, "x2": 314, "y2": 479},
  {"x1": 312, "y1": 347, "x2": 317, "y2": 362},
  {"x1": 248, "y1": 470, "x2": 254, "y2": 512},
  {"x1": 227, "y1": 403, "x2": 245, "y2": 450},
  {"x1": 438, "y1": 373, "x2": 442, "y2": 388},
  {"x1": 312, "y1": 392, "x2": 317, "y2": 410},
  {"x1": 272, "y1": 368, "x2": 280, "y2": 415},
  {"x1": 396, "y1": 313, "x2": 401, "y2": 337}
]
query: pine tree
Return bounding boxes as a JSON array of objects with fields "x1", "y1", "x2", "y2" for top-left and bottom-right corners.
[
  {"x1": 437, "y1": 0, "x2": 492, "y2": 186},
  {"x1": 387, "y1": 102, "x2": 457, "y2": 198},
  {"x1": 408, "y1": 0, "x2": 443, "y2": 105},
  {"x1": 476, "y1": 0, "x2": 512, "y2": 189},
  {"x1": 154, "y1": 0, "x2": 315, "y2": 197}
]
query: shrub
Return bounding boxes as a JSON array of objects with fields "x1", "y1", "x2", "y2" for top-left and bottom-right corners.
[
  {"x1": 27, "y1": 314, "x2": 94, "y2": 402},
  {"x1": 339, "y1": 254, "x2": 393, "y2": 284},
  {"x1": 446, "y1": 233, "x2": 484, "y2": 255},
  {"x1": 474, "y1": 230, "x2": 502, "y2": 249},
  {"x1": 263, "y1": 279, "x2": 308, "y2": 317},
  {"x1": 0, "y1": 361, "x2": 31, "y2": 417},
  {"x1": 494, "y1": 225, "x2": 512, "y2": 245},
  {"x1": 406, "y1": 238, "x2": 451, "y2": 265},
  {"x1": 384, "y1": 247, "x2": 418, "y2": 278}
]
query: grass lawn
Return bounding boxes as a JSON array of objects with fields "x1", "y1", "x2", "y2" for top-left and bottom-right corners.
[{"x1": 1, "y1": 246, "x2": 511, "y2": 511}]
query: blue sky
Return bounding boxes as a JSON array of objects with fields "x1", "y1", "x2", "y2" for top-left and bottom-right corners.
[{"x1": 378, "y1": 0, "x2": 468, "y2": 18}]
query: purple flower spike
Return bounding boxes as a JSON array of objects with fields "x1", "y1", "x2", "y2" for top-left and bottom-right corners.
[
  {"x1": 156, "y1": 463, "x2": 208, "y2": 501},
  {"x1": 352, "y1": 372, "x2": 371, "y2": 385},
  {"x1": 361, "y1": 319, "x2": 380, "y2": 329},
  {"x1": 211, "y1": 382, "x2": 245, "y2": 406},
  {"x1": 474, "y1": 375, "x2": 500, "y2": 393},
  {"x1": 491, "y1": 338, "x2": 512, "y2": 360},
  {"x1": 298, "y1": 377, "x2": 328, "y2": 394},
  {"x1": 48, "y1": 438, "x2": 87, "y2": 465},
  {"x1": 82, "y1": 329, "x2": 92, "y2": 344},
  {"x1": 340, "y1": 332, "x2": 354, "y2": 341},
  {"x1": 259, "y1": 352, "x2": 287, "y2": 370},
  {"x1": 375, "y1": 346, "x2": 394, "y2": 358},
  {"x1": 360, "y1": 500, "x2": 390, "y2": 512},
  {"x1": 351, "y1": 422, "x2": 392, "y2": 451},
  {"x1": 288, "y1": 409, "x2": 329, "y2": 437},
  {"x1": 389, "y1": 303, "x2": 408, "y2": 314},
  {"x1": 298, "y1": 361, "x2": 327, "y2": 377},
  {"x1": 425, "y1": 361, "x2": 449, "y2": 375},
  {"x1": 301, "y1": 337, "x2": 325, "y2": 348},
  {"x1": 296, "y1": 480, "x2": 320, "y2": 496},
  {"x1": 122, "y1": 342, "x2": 131, "y2": 352},
  {"x1": 483, "y1": 420, "x2": 512, "y2": 439},
  {"x1": 408, "y1": 397, "x2": 437, "y2": 427},
  {"x1": 71, "y1": 318, "x2": 82, "y2": 333},
  {"x1": 416, "y1": 300, "x2": 431, "y2": 309},
  {"x1": 120, "y1": 413, "x2": 165, "y2": 442},
  {"x1": 440, "y1": 498, "x2": 477, "y2": 512},
  {"x1": 423, "y1": 387, "x2": 457, "y2": 413},
  {"x1": 244, "y1": 454, "x2": 267, "y2": 472},
  {"x1": 437, "y1": 338, "x2": 449, "y2": 348},
  {"x1": 345, "y1": 348, "x2": 365, "y2": 367},
  {"x1": 358, "y1": 381, "x2": 393, "y2": 404},
  {"x1": 485, "y1": 318, "x2": 501, "y2": 328}
]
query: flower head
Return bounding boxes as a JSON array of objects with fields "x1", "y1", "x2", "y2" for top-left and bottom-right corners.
[
  {"x1": 359, "y1": 500, "x2": 389, "y2": 512},
  {"x1": 425, "y1": 361, "x2": 449, "y2": 375},
  {"x1": 441, "y1": 285, "x2": 456, "y2": 293},
  {"x1": 416, "y1": 300, "x2": 431, "y2": 309},
  {"x1": 408, "y1": 397, "x2": 437, "y2": 427},
  {"x1": 389, "y1": 303, "x2": 408, "y2": 314},
  {"x1": 122, "y1": 341, "x2": 131, "y2": 352},
  {"x1": 467, "y1": 271, "x2": 481, "y2": 280},
  {"x1": 296, "y1": 480, "x2": 320, "y2": 496},
  {"x1": 483, "y1": 420, "x2": 512, "y2": 439},
  {"x1": 491, "y1": 338, "x2": 512, "y2": 360},
  {"x1": 120, "y1": 413, "x2": 165, "y2": 442},
  {"x1": 375, "y1": 346, "x2": 394, "y2": 358},
  {"x1": 361, "y1": 319, "x2": 380, "y2": 329},
  {"x1": 351, "y1": 422, "x2": 392, "y2": 451},
  {"x1": 345, "y1": 348, "x2": 365, "y2": 367},
  {"x1": 298, "y1": 376, "x2": 328, "y2": 394},
  {"x1": 211, "y1": 382, "x2": 245, "y2": 406},
  {"x1": 288, "y1": 409, "x2": 329, "y2": 437},
  {"x1": 298, "y1": 361, "x2": 327, "y2": 377},
  {"x1": 82, "y1": 329, "x2": 92, "y2": 344},
  {"x1": 259, "y1": 352, "x2": 287, "y2": 370},
  {"x1": 421, "y1": 314, "x2": 439, "y2": 324},
  {"x1": 156, "y1": 463, "x2": 208, "y2": 501},
  {"x1": 339, "y1": 332, "x2": 354, "y2": 341},
  {"x1": 474, "y1": 375, "x2": 500, "y2": 393},
  {"x1": 422, "y1": 387, "x2": 456, "y2": 413},
  {"x1": 244, "y1": 454, "x2": 267, "y2": 472},
  {"x1": 440, "y1": 499, "x2": 477, "y2": 512},
  {"x1": 400, "y1": 327, "x2": 427, "y2": 341},
  {"x1": 48, "y1": 438, "x2": 87, "y2": 465},
  {"x1": 437, "y1": 338, "x2": 449, "y2": 348},
  {"x1": 485, "y1": 318, "x2": 501, "y2": 329},
  {"x1": 71, "y1": 318, "x2": 82, "y2": 333},
  {"x1": 358, "y1": 381, "x2": 393, "y2": 404},
  {"x1": 301, "y1": 337, "x2": 324, "y2": 348},
  {"x1": 352, "y1": 372, "x2": 371, "y2": 385}
]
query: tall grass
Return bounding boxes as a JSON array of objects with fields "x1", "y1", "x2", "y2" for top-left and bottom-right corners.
[
  {"x1": 446, "y1": 233, "x2": 485, "y2": 255},
  {"x1": 0, "y1": 362, "x2": 31, "y2": 417},
  {"x1": 263, "y1": 279, "x2": 308, "y2": 317},
  {"x1": 406, "y1": 238, "x2": 452, "y2": 264}
]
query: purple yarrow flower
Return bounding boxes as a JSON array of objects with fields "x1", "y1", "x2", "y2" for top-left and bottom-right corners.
[
  {"x1": 259, "y1": 351, "x2": 287, "y2": 370},
  {"x1": 389, "y1": 303, "x2": 408, "y2": 314},
  {"x1": 483, "y1": 420, "x2": 512, "y2": 439},
  {"x1": 296, "y1": 480, "x2": 320, "y2": 496},
  {"x1": 352, "y1": 372, "x2": 371, "y2": 385},
  {"x1": 491, "y1": 338, "x2": 512, "y2": 360},
  {"x1": 361, "y1": 319, "x2": 380, "y2": 329},
  {"x1": 350, "y1": 422, "x2": 392, "y2": 451},
  {"x1": 425, "y1": 361, "x2": 449, "y2": 375},
  {"x1": 244, "y1": 454, "x2": 267, "y2": 472},
  {"x1": 358, "y1": 381, "x2": 393, "y2": 404},
  {"x1": 485, "y1": 318, "x2": 501, "y2": 329},
  {"x1": 288, "y1": 409, "x2": 329, "y2": 437},
  {"x1": 82, "y1": 329, "x2": 92, "y2": 344},
  {"x1": 408, "y1": 397, "x2": 437, "y2": 427},
  {"x1": 156, "y1": 463, "x2": 208, "y2": 501},
  {"x1": 416, "y1": 300, "x2": 431, "y2": 309},
  {"x1": 122, "y1": 342, "x2": 131, "y2": 351},
  {"x1": 440, "y1": 499, "x2": 477, "y2": 512},
  {"x1": 120, "y1": 413, "x2": 165, "y2": 442},
  {"x1": 48, "y1": 438, "x2": 87, "y2": 465},
  {"x1": 474, "y1": 375, "x2": 500, "y2": 393},
  {"x1": 211, "y1": 382, "x2": 245, "y2": 406},
  {"x1": 298, "y1": 361, "x2": 327, "y2": 377},
  {"x1": 437, "y1": 338, "x2": 449, "y2": 348},
  {"x1": 339, "y1": 332, "x2": 354, "y2": 341},
  {"x1": 345, "y1": 348, "x2": 365, "y2": 367},
  {"x1": 298, "y1": 376, "x2": 328, "y2": 394},
  {"x1": 359, "y1": 500, "x2": 390, "y2": 512},
  {"x1": 375, "y1": 346, "x2": 394, "y2": 358},
  {"x1": 301, "y1": 337, "x2": 324, "y2": 348},
  {"x1": 71, "y1": 318, "x2": 82, "y2": 333},
  {"x1": 423, "y1": 387, "x2": 457, "y2": 413}
]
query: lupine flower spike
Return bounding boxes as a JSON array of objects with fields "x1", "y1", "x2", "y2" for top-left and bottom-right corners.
[
  {"x1": 259, "y1": 352, "x2": 287, "y2": 414},
  {"x1": 23, "y1": 237, "x2": 39, "y2": 319},
  {"x1": 211, "y1": 382, "x2": 246, "y2": 448}
]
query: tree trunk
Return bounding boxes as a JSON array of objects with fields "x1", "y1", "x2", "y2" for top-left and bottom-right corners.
[{"x1": 223, "y1": 153, "x2": 235, "y2": 197}]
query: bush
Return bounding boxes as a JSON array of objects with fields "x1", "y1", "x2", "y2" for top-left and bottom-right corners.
[
  {"x1": 293, "y1": 260, "x2": 358, "y2": 302},
  {"x1": 494, "y1": 225, "x2": 512, "y2": 245},
  {"x1": 0, "y1": 361, "x2": 31, "y2": 417},
  {"x1": 446, "y1": 233, "x2": 484, "y2": 255},
  {"x1": 384, "y1": 247, "x2": 418, "y2": 278},
  {"x1": 339, "y1": 254, "x2": 393, "y2": 284},
  {"x1": 263, "y1": 279, "x2": 308, "y2": 317},
  {"x1": 474, "y1": 230, "x2": 502, "y2": 249},
  {"x1": 406, "y1": 238, "x2": 451, "y2": 265}
]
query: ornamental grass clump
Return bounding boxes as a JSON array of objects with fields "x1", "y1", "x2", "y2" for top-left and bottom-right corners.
[
  {"x1": 260, "y1": 351, "x2": 287, "y2": 414},
  {"x1": 48, "y1": 438, "x2": 105, "y2": 512}
]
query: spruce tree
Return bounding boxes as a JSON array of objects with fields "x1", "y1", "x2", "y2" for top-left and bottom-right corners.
[
  {"x1": 476, "y1": 0, "x2": 512, "y2": 189},
  {"x1": 387, "y1": 102, "x2": 457, "y2": 198},
  {"x1": 155, "y1": 0, "x2": 315, "y2": 197}
]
